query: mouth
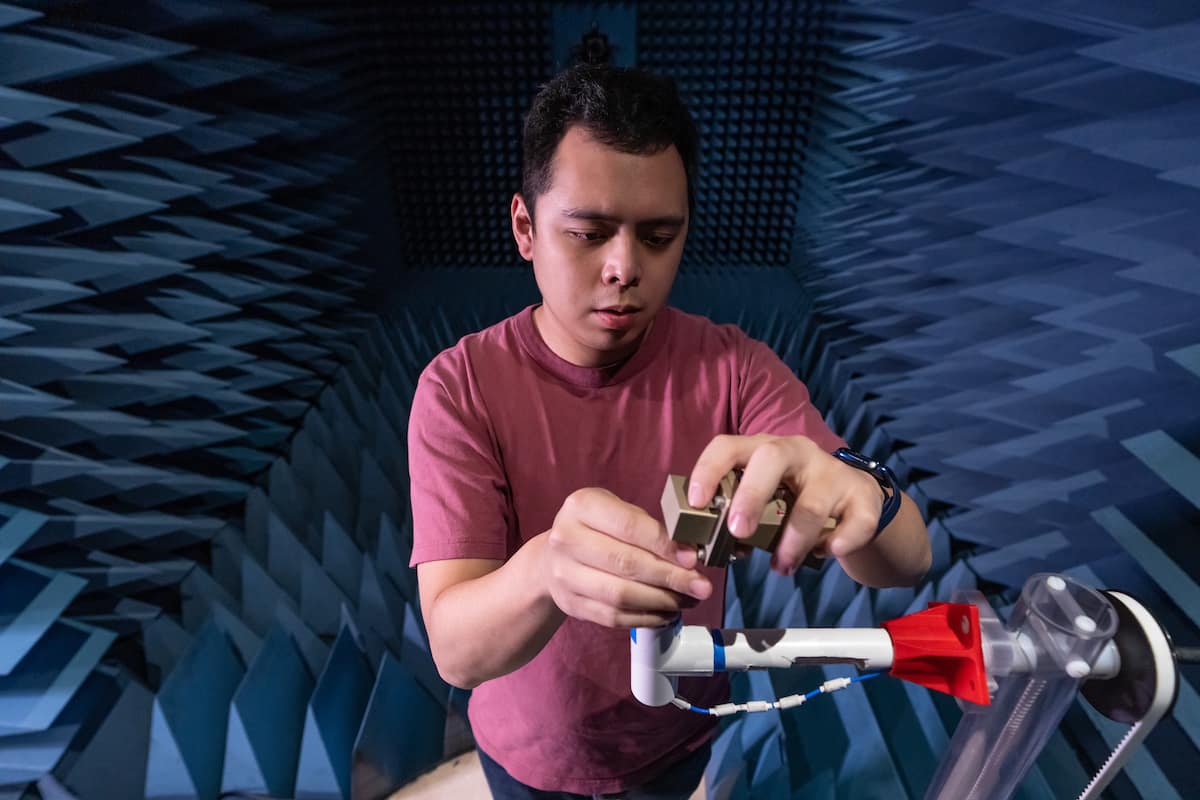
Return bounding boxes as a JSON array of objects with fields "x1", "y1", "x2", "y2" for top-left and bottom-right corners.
[{"x1": 593, "y1": 306, "x2": 642, "y2": 330}]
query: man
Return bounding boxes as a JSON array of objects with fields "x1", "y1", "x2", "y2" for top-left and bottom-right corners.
[{"x1": 408, "y1": 63, "x2": 931, "y2": 799}]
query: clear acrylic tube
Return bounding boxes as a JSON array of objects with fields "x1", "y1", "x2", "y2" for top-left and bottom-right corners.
[{"x1": 924, "y1": 573, "x2": 1118, "y2": 800}]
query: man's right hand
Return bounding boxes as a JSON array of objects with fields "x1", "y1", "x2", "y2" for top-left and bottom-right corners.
[
  {"x1": 418, "y1": 487, "x2": 714, "y2": 688},
  {"x1": 542, "y1": 484, "x2": 710, "y2": 628},
  {"x1": 541, "y1": 487, "x2": 714, "y2": 629}
]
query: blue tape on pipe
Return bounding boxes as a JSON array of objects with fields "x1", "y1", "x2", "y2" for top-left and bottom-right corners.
[{"x1": 710, "y1": 628, "x2": 725, "y2": 672}]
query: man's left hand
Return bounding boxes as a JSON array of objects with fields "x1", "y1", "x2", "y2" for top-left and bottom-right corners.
[{"x1": 687, "y1": 434, "x2": 888, "y2": 575}]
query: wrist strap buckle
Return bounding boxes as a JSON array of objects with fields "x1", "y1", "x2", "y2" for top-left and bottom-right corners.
[{"x1": 832, "y1": 447, "x2": 902, "y2": 537}]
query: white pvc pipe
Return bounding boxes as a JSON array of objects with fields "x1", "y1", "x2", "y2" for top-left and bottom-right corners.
[
  {"x1": 661, "y1": 627, "x2": 895, "y2": 673},
  {"x1": 630, "y1": 624, "x2": 685, "y2": 706},
  {"x1": 633, "y1": 623, "x2": 1116, "y2": 711}
]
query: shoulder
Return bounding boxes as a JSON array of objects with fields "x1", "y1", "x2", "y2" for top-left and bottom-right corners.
[
  {"x1": 417, "y1": 309, "x2": 527, "y2": 397},
  {"x1": 409, "y1": 311, "x2": 529, "y2": 443},
  {"x1": 663, "y1": 306, "x2": 760, "y2": 360},
  {"x1": 662, "y1": 308, "x2": 800, "y2": 404}
]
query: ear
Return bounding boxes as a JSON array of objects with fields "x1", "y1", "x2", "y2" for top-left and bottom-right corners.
[{"x1": 511, "y1": 193, "x2": 535, "y2": 262}]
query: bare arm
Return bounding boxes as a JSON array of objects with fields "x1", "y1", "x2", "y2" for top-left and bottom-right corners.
[{"x1": 418, "y1": 535, "x2": 563, "y2": 690}]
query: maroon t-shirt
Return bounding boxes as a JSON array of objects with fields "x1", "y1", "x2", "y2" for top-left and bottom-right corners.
[{"x1": 408, "y1": 304, "x2": 844, "y2": 793}]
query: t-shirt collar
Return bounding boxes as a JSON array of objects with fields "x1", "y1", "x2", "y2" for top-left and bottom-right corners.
[{"x1": 515, "y1": 304, "x2": 673, "y2": 389}]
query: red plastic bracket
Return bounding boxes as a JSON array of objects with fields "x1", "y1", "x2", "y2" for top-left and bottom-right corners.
[{"x1": 881, "y1": 602, "x2": 990, "y2": 706}]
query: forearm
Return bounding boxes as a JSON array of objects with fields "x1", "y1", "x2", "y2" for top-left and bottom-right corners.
[
  {"x1": 837, "y1": 492, "x2": 931, "y2": 587},
  {"x1": 423, "y1": 532, "x2": 565, "y2": 689}
]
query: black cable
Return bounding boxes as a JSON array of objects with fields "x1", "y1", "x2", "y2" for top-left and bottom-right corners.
[{"x1": 1175, "y1": 646, "x2": 1200, "y2": 664}]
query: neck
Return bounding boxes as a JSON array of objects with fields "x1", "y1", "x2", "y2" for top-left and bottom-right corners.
[
  {"x1": 597, "y1": 318, "x2": 654, "y2": 369},
  {"x1": 532, "y1": 306, "x2": 654, "y2": 368}
]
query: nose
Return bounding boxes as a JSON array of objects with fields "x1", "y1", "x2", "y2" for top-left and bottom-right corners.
[{"x1": 601, "y1": 232, "x2": 641, "y2": 287}]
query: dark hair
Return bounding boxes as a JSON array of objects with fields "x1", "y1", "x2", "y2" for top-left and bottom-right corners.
[{"x1": 521, "y1": 64, "x2": 699, "y2": 222}]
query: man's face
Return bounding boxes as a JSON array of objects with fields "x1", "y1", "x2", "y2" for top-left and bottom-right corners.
[{"x1": 511, "y1": 125, "x2": 689, "y2": 368}]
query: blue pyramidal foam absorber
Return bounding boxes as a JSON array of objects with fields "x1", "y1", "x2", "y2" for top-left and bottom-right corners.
[{"x1": 3, "y1": 2, "x2": 1198, "y2": 799}]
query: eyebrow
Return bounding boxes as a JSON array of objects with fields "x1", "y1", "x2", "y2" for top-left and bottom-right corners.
[{"x1": 560, "y1": 208, "x2": 685, "y2": 227}]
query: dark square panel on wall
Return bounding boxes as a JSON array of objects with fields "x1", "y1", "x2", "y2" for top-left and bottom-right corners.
[{"x1": 351, "y1": 1, "x2": 834, "y2": 269}]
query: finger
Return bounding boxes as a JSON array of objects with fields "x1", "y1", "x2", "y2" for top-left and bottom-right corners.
[
  {"x1": 566, "y1": 562, "x2": 703, "y2": 615},
  {"x1": 826, "y1": 503, "x2": 878, "y2": 559},
  {"x1": 559, "y1": 590, "x2": 682, "y2": 629},
  {"x1": 799, "y1": 516, "x2": 838, "y2": 560},
  {"x1": 772, "y1": 519, "x2": 837, "y2": 574},
  {"x1": 726, "y1": 439, "x2": 790, "y2": 540},
  {"x1": 568, "y1": 489, "x2": 692, "y2": 564},
  {"x1": 686, "y1": 434, "x2": 763, "y2": 507},
  {"x1": 823, "y1": 466, "x2": 884, "y2": 558},
  {"x1": 567, "y1": 532, "x2": 713, "y2": 600},
  {"x1": 674, "y1": 544, "x2": 698, "y2": 569},
  {"x1": 771, "y1": 493, "x2": 836, "y2": 574}
]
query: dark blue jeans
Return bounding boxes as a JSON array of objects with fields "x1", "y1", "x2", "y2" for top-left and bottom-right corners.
[{"x1": 477, "y1": 741, "x2": 711, "y2": 800}]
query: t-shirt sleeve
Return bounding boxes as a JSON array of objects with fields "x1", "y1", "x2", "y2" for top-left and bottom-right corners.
[
  {"x1": 735, "y1": 335, "x2": 847, "y2": 453},
  {"x1": 407, "y1": 356, "x2": 512, "y2": 567}
]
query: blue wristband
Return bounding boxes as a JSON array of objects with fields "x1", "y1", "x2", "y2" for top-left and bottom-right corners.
[{"x1": 832, "y1": 448, "x2": 902, "y2": 537}]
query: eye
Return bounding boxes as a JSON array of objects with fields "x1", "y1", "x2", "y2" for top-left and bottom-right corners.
[
  {"x1": 643, "y1": 234, "x2": 676, "y2": 249},
  {"x1": 567, "y1": 230, "x2": 605, "y2": 242}
]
